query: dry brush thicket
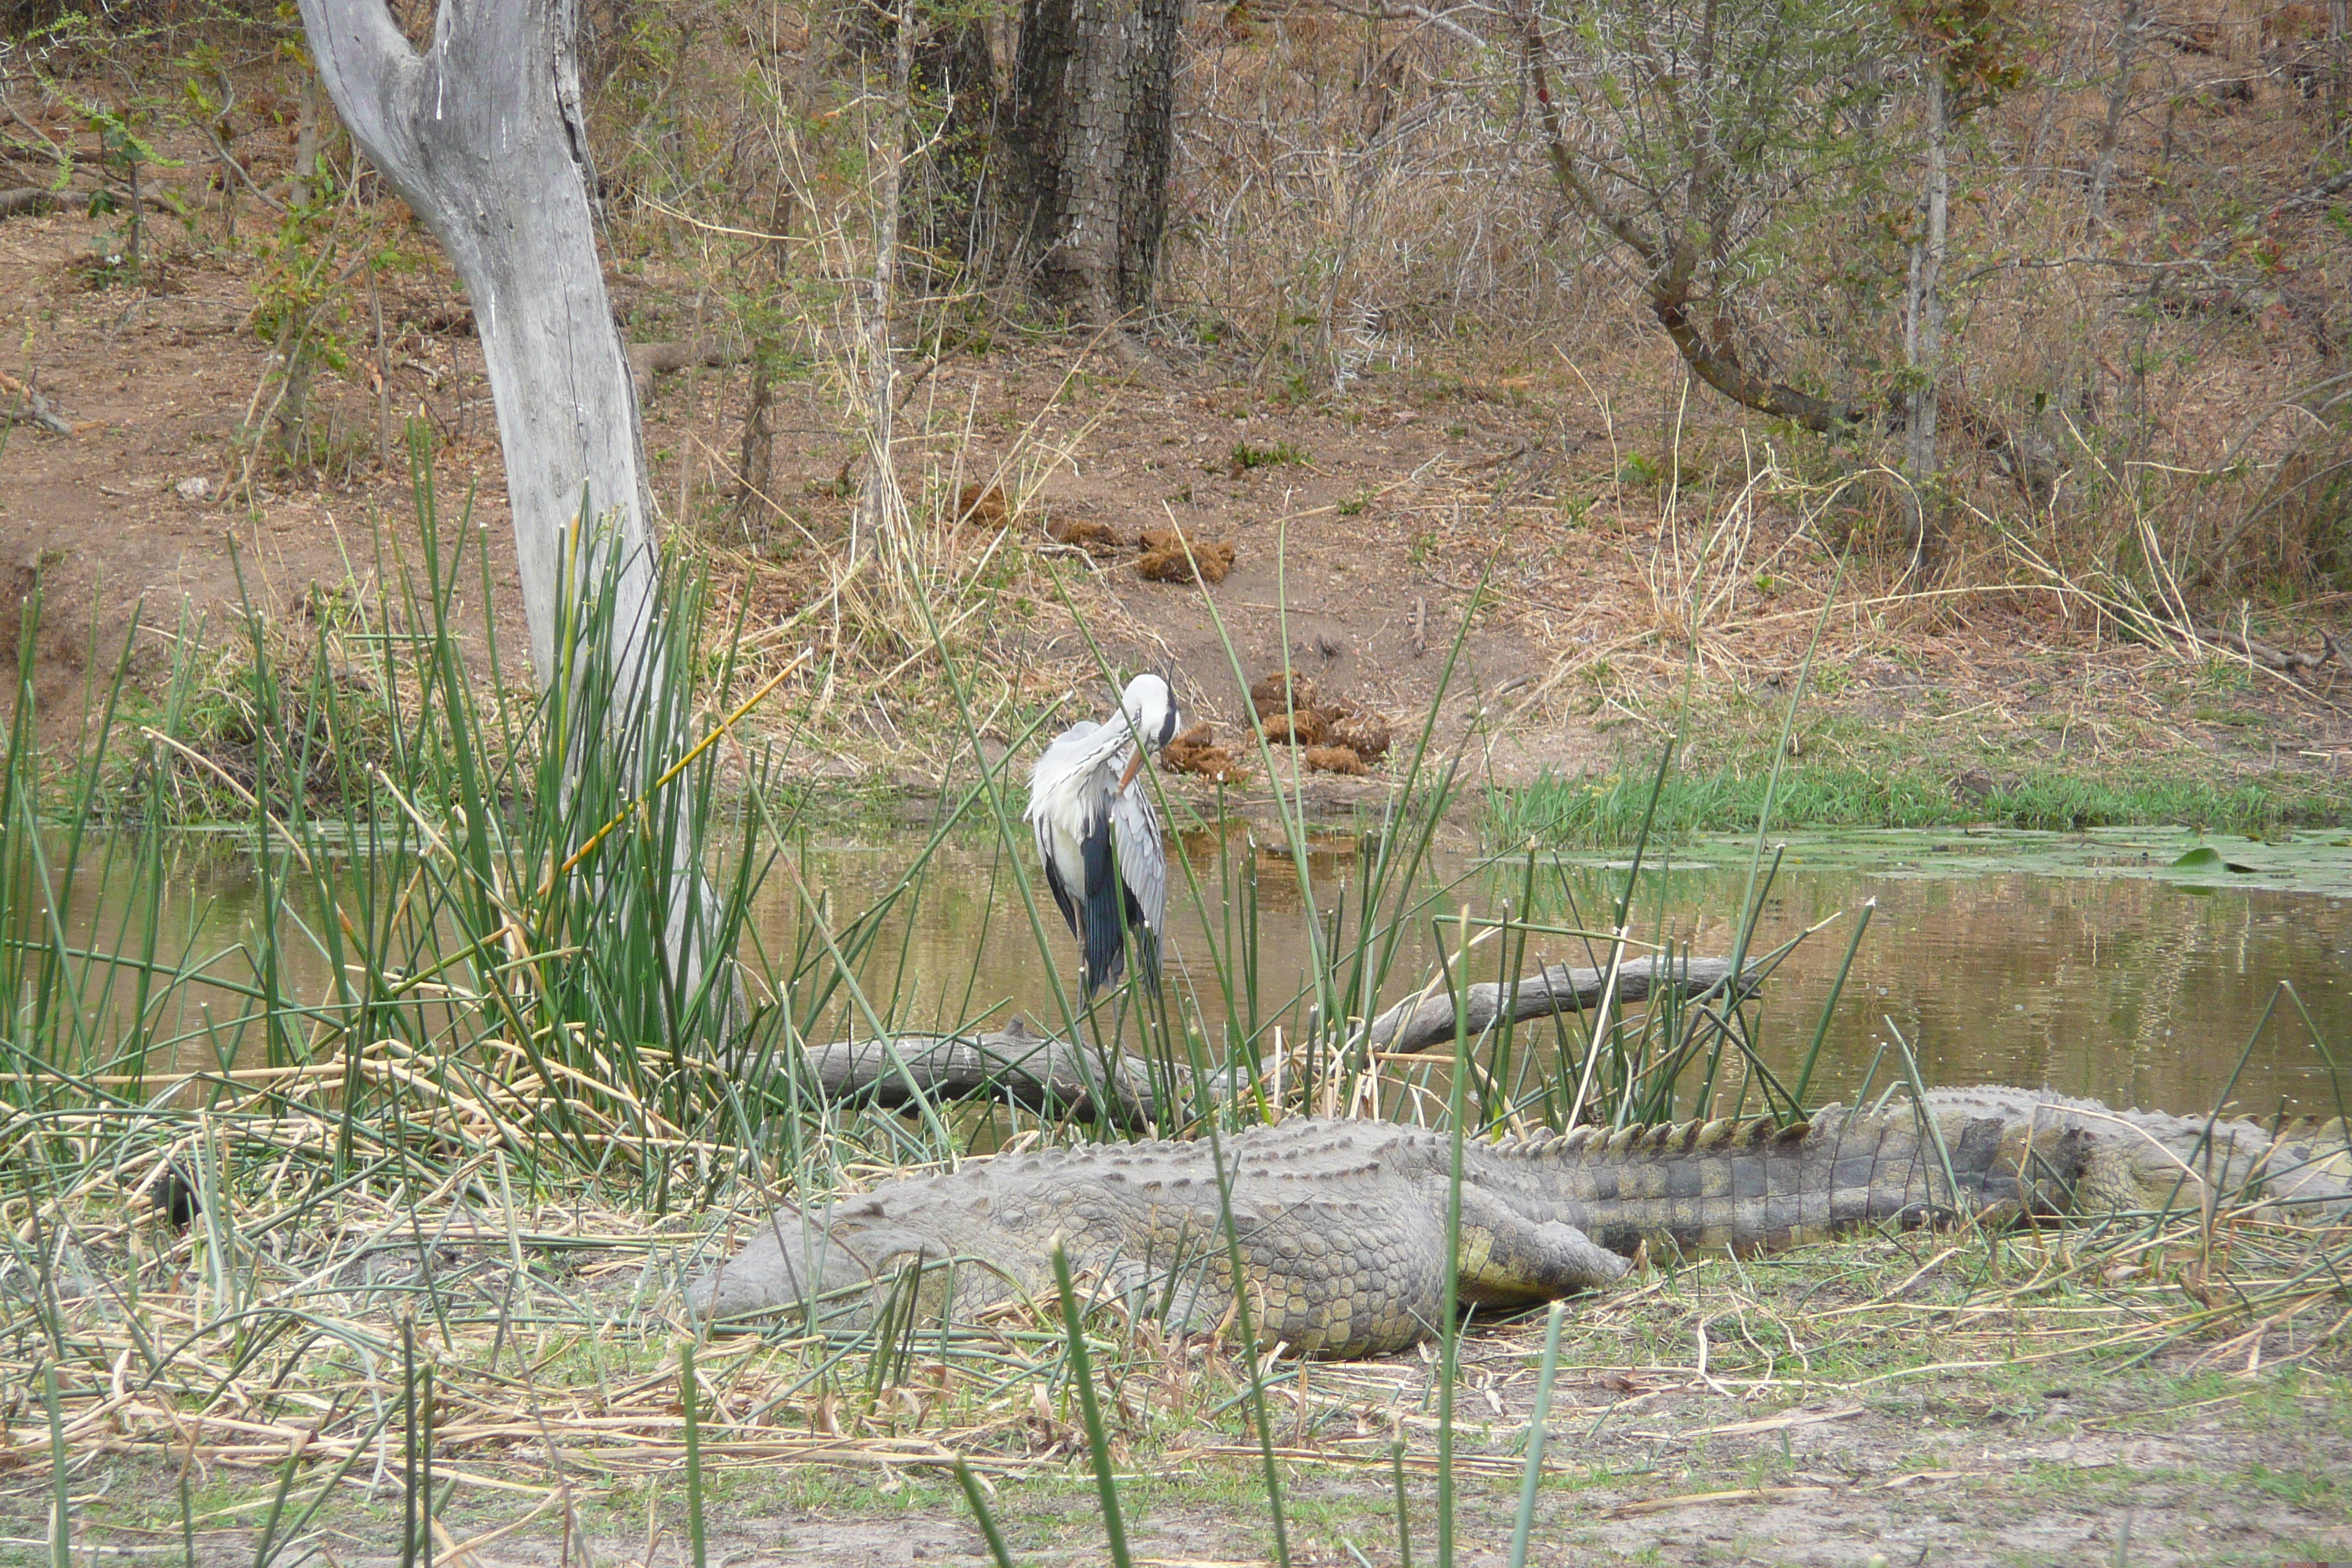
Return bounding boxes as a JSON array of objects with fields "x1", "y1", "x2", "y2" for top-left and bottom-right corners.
[
  {"x1": 5, "y1": 0, "x2": 2348, "y2": 619},
  {"x1": 1174, "y1": 1, "x2": 2349, "y2": 593},
  {"x1": 543, "y1": 0, "x2": 2352, "y2": 611}
]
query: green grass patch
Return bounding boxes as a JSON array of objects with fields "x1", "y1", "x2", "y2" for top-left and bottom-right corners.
[
  {"x1": 1493, "y1": 757, "x2": 2352, "y2": 845},
  {"x1": 1229, "y1": 439, "x2": 1309, "y2": 470}
]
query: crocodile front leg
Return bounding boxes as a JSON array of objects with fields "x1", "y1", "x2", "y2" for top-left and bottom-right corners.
[
  {"x1": 1238, "y1": 1186, "x2": 1632, "y2": 1358},
  {"x1": 1452, "y1": 1186, "x2": 1632, "y2": 1308}
]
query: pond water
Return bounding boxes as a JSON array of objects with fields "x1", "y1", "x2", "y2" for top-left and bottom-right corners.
[
  {"x1": 764, "y1": 823, "x2": 2351, "y2": 1120},
  {"x1": 30, "y1": 823, "x2": 2352, "y2": 1119}
]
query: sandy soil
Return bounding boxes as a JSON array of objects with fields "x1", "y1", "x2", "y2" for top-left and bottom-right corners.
[{"x1": 0, "y1": 196, "x2": 530, "y2": 719}]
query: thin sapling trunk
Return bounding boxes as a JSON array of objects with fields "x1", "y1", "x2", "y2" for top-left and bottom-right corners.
[{"x1": 1904, "y1": 65, "x2": 1949, "y2": 566}]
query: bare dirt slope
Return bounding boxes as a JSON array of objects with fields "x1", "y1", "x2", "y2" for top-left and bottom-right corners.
[
  {"x1": 1, "y1": 197, "x2": 533, "y2": 724},
  {"x1": 6, "y1": 185, "x2": 2348, "y2": 803}
]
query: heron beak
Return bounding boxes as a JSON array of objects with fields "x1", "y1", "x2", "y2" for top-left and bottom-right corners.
[{"x1": 1117, "y1": 750, "x2": 1146, "y2": 793}]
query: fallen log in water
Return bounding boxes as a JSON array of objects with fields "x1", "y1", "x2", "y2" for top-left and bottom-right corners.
[
  {"x1": 1358, "y1": 954, "x2": 1753, "y2": 1055},
  {"x1": 801, "y1": 953, "x2": 1754, "y2": 1122},
  {"x1": 799, "y1": 1017, "x2": 1162, "y2": 1123}
]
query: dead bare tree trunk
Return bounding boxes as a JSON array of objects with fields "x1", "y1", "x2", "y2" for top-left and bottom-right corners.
[
  {"x1": 295, "y1": 0, "x2": 656, "y2": 690},
  {"x1": 296, "y1": 0, "x2": 732, "y2": 1028},
  {"x1": 1005, "y1": 0, "x2": 1184, "y2": 333}
]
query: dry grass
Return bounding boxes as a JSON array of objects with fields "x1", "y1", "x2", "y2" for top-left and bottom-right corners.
[{"x1": 10, "y1": 1077, "x2": 2345, "y2": 1507}]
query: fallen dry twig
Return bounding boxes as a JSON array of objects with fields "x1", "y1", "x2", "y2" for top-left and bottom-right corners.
[
  {"x1": 0, "y1": 186, "x2": 61, "y2": 219},
  {"x1": 627, "y1": 334, "x2": 747, "y2": 396},
  {"x1": 0, "y1": 367, "x2": 73, "y2": 434}
]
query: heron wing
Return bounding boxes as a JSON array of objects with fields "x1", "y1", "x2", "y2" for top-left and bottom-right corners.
[
  {"x1": 1038, "y1": 837, "x2": 1081, "y2": 944},
  {"x1": 1030, "y1": 720, "x2": 1105, "y2": 790},
  {"x1": 1028, "y1": 720, "x2": 1139, "y2": 992},
  {"x1": 1110, "y1": 775, "x2": 1166, "y2": 986},
  {"x1": 1028, "y1": 721, "x2": 1101, "y2": 940},
  {"x1": 1079, "y1": 803, "x2": 1128, "y2": 992}
]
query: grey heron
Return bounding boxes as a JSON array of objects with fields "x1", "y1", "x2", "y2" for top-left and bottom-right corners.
[{"x1": 1025, "y1": 674, "x2": 1182, "y2": 996}]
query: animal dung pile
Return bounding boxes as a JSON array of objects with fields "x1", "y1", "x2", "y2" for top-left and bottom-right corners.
[
  {"x1": 1248, "y1": 671, "x2": 1319, "y2": 717},
  {"x1": 1250, "y1": 671, "x2": 1392, "y2": 772},
  {"x1": 948, "y1": 492, "x2": 1242, "y2": 579},
  {"x1": 1136, "y1": 527, "x2": 1237, "y2": 584},
  {"x1": 1301, "y1": 745, "x2": 1366, "y2": 775},
  {"x1": 1046, "y1": 515, "x2": 1120, "y2": 554},
  {"x1": 956, "y1": 483, "x2": 1011, "y2": 528},
  {"x1": 1163, "y1": 723, "x2": 1250, "y2": 783},
  {"x1": 1324, "y1": 705, "x2": 1392, "y2": 761},
  {"x1": 1260, "y1": 706, "x2": 1327, "y2": 746},
  {"x1": 959, "y1": 483, "x2": 1125, "y2": 557}
]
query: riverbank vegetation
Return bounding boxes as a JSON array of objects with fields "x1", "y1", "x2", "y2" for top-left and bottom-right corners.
[
  {"x1": 4, "y1": 451, "x2": 2348, "y2": 1564},
  {"x1": 1493, "y1": 755, "x2": 2351, "y2": 843}
]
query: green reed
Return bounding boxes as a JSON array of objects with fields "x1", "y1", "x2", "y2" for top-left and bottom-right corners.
[
  {"x1": 45, "y1": 1362, "x2": 67, "y2": 1568},
  {"x1": 1, "y1": 430, "x2": 881, "y2": 1207},
  {"x1": 1509, "y1": 1300, "x2": 1567, "y2": 1568},
  {"x1": 1051, "y1": 1242, "x2": 1133, "y2": 1568},
  {"x1": 684, "y1": 1341, "x2": 708, "y2": 1568}
]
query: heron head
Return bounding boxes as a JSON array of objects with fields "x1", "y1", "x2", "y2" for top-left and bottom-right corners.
[{"x1": 1119, "y1": 673, "x2": 1181, "y2": 752}]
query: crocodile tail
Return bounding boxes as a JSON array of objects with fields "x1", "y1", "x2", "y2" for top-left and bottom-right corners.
[
  {"x1": 1534, "y1": 1107, "x2": 2089, "y2": 1257},
  {"x1": 2246, "y1": 1115, "x2": 2352, "y2": 1219}
]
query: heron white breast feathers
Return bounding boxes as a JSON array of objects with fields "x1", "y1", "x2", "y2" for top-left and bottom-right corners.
[{"x1": 1025, "y1": 674, "x2": 1181, "y2": 995}]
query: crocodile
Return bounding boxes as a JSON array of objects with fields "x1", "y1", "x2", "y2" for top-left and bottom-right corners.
[{"x1": 686, "y1": 1088, "x2": 2352, "y2": 1358}]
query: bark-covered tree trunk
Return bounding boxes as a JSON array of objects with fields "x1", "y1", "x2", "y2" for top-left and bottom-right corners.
[
  {"x1": 1903, "y1": 65, "x2": 1950, "y2": 566},
  {"x1": 2330, "y1": 0, "x2": 2349, "y2": 123},
  {"x1": 841, "y1": 0, "x2": 1003, "y2": 274},
  {"x1": 2086, "y1": 0, "x2": 2146, "y2": 238},
  {"x1": 1006, "y1": 0, "x2": 1184, "y2": 325},
  {"x1": 854, "y1": 0, "x2": 913, "y2": 570},
  {"x1": 295, "y1": 0, "x2": 655, "y2": 689}
]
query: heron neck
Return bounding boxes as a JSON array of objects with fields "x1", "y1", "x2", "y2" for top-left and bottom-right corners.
[{"x1": 1083, "y1": 725, "x2": 1139, "y2": 775}]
